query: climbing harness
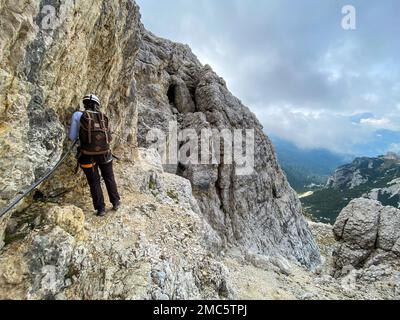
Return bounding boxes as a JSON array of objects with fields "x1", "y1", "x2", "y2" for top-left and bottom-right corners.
[{"x1": 80, "y1": 163, "x2": 96, "y2": 169}]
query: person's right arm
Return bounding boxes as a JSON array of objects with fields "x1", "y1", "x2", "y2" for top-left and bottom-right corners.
[{"x1": 69, "y1": 112, "x2": 83, "y2": 141}]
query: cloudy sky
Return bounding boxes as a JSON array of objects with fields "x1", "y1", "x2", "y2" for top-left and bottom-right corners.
[{"x1": 136, "y1": 0, "x2": 400, "y2": 156}]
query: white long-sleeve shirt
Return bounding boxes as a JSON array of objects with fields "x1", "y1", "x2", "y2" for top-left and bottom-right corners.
[{"x1": 69, "y1": 111, "x2": 83, "y2": 141}]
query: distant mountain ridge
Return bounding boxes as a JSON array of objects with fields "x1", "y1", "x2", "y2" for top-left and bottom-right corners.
[
  {"x1": 302, "y1": 152, "x2": 400, "y2": 224},
  {"x1": 326, "y1": 152, "x2": 400, "y2": 189},
  {"x1": 271, "y1": 137, "x2": 349, "y2": 192}
]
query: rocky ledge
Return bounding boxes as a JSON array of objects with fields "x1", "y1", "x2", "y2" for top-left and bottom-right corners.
[{"x1": 0, "y1": 149, "x2": 231, "y2": 300}]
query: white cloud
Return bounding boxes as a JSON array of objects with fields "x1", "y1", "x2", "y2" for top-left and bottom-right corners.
[
  {"x1": 388, "y1": 143, "x2": 400, "y2": 154},
  {"x1": 360, "y1": 117, "x2": 391, "y2": 128},
  {"x1": 137, "y1": 0, "x2": 400, "y2": 155},
  {"x1": 255, "y1": 105, "x2": 376, "y2": 154}
]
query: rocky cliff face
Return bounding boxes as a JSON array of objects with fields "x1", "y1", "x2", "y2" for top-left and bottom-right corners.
[
  {"x1": 0, "y1": 0, "x2": 320, "y2": 269},
  {"x1": 0, "y1": 0, "x2": 324, "y2": 299},
  {"x1": 135, "y1": 29, "x2": 320, "y2": 268}
]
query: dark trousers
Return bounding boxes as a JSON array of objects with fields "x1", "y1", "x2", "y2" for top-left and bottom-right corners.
[{"x1": 82, "y1": 161, "x2": 120, "y2": 212}]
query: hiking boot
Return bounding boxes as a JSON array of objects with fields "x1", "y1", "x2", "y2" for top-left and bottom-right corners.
[
  {"x1": 97, "y1": 209, "x2": 106, "y2": 217},
  {"x1": 112, "y1": 201, "x2": 121, "y2": 212}
]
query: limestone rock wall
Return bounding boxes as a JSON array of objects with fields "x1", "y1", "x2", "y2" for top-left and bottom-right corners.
[
  {"x1": 0, "y1": 0, "x2": 141, "y2": 243},
  {"x1": 0, "y1": 0, "x2": 141, "y2": 201}
]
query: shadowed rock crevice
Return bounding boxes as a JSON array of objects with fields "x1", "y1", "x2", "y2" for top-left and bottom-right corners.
[
  {"x1": 166, "y1": 78, "x2": 196, "y2": 114},
  {"x1": 167, "y1": 84, "x2": 177, "y2": 108}
]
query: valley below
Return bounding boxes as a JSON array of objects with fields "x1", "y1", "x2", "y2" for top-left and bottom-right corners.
[{"x1": 295, "y1": 153, "x2": 400, "y2": 224}]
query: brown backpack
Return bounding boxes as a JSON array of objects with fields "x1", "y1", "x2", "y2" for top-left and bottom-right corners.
[{"x1": 79, "y1": 111, "x2": 111, "y2": 155}]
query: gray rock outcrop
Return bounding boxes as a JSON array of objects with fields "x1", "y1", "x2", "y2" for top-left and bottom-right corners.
[{"x1": 333, "y1": 198, "x2": 400, "y2": 276}]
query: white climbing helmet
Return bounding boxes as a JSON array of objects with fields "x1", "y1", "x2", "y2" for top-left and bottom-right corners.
[{"x1": 83, "y1": 94, "x2": 101, "y2": 106}]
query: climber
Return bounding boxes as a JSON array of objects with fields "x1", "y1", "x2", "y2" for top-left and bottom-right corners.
[{"x1": 69, "y1": 94, "x2": 121, "y2": 217}]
